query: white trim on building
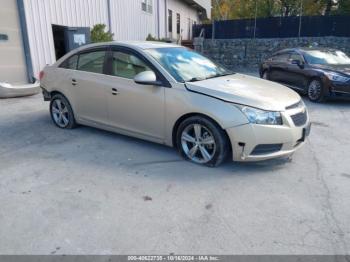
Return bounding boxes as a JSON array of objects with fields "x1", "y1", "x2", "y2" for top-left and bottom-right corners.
[{"x1": 19, "y1": 0, "x2": 210, "y2": 80}]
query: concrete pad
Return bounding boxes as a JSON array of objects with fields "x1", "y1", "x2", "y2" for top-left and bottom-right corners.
[
  {"x1": 0, "y1": 90, "x2": 349, "y2": 255},
  {"x1": 0, "y1": 82, "x2": 40, "y2": 98}
]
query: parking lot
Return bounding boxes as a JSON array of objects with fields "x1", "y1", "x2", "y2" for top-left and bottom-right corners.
[{"x1": 0, "y1": 85, "x2": 350, "y2": 255}]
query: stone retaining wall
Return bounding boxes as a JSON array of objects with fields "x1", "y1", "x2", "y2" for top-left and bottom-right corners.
[{"x1": 197, "y1": 37, "x2": 350, "y2": 70}]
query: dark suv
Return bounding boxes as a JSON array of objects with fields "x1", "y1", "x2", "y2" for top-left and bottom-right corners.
[{"x1": 260, "y1": 48, "x2": 350, "y2": 102}]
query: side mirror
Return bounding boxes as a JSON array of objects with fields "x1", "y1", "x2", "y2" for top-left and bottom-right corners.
[
  {"x1": 291, "y1": 59, "x2": 304, "y2": 68},
  {"x1": 134, "y1": 71, "x2": 162, "y2": 86}
]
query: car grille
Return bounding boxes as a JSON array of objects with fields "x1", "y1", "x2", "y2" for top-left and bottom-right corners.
[
  {"x1": 291, "y1": 111, "x2": 307, "y2": 126},
  {"x1": 251, "y1": 144, "x2": 283, "y2": 155}
]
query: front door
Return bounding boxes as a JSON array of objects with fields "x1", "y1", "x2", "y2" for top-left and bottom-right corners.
[
  {"x1": 268, "y1": 53, "x2": 290, "y2": 84},
  {"x1": 105, "y1": 49, "x2": 165, "y2": 141},
  {"x1": 285, "y1": 52, "x2": 308, "y2": 91}
]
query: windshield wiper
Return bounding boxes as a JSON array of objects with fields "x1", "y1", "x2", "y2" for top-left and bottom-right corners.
[
  {"x1": 187, "y1": 77, "x2": 206, "y2": 82},
  {"x1": 205, "y1": 72, "x2": 233, "y2": 80},
  {"x1": 186, "y1": 73, "x2": 233, "y2": 83}
]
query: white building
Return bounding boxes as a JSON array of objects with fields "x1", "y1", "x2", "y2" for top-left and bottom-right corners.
[{"x1": 0, "y1": 0, "x2": 211, "y2": 84}]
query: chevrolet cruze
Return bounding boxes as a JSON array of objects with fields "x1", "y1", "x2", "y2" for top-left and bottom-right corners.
[{"x1": 40, "y1": 42, "x2": 311, "y2": 167}]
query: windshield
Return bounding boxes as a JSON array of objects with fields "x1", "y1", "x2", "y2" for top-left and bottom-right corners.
[
  {"x1": 145, "y1": 47, "x2": 232, "y2": 82},
  {"x1": 304, "y1": 50, "x2": 350, "y2": 65}
]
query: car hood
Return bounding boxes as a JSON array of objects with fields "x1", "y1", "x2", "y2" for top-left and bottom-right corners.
[
  {"x1": 311, "y1": 64, "x2": 350, "y2": 76},
  {"x1": 185, "y1": 74, "x2": 301, "y2": 111}
]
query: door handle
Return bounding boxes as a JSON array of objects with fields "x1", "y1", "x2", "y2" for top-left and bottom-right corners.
[
  {"x1": 72, "y1": 79, "x2": 77, "y2": 86},
  {"x1": 112, "y1": 88, "x2": 119, "y2": 95}
]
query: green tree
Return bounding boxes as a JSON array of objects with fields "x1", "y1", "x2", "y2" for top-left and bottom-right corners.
[
  {"x1": 335, "y1": 0, "x2": 350, "y2": 15},
  {"x1": 257, "y1": 0, "x2": 280, "y2": 17},
  {"x1": 303, "y1": 0, "x2": 325, "y2": 16},
  {"x1": 145, "y1": 34, "x2": 167, "y2": 42},
  {"x1": 211, "y1": 0, "x2": 336, "y2": 20},
  {"x1": 91, "y1": 24, "x2": 114, "y2": 43}
]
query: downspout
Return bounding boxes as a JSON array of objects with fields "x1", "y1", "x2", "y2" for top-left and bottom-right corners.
[
  {"x1": 16, "y1": 0, "x2": 34, "y2": 83},
  {"x1": 107, "y1": 0, "x2": 112, "y2": 35},
  {"x1": 165, "y1": 0, "x2": 168, "y2": 39},
  {"x1": 157, "y1": 0, "x2": 160, "y2": 39}
]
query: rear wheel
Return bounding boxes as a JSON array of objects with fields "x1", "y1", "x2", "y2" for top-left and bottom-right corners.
[
  {"x1": 50, "y1": 94, "x2": 77, "y2": 129},
  {"x1": 176, "y1": 116, "x2": 229, "y2": 167},
  {"x1": 308, "y1": 79, "x2": 326, "y2": 102}
]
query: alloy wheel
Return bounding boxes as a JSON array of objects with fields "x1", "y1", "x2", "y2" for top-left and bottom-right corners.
[
  {"x1": 308, "y1": 80, "x2": 322, "y2": 101},
  {"x1": 181, "y1": 124, "x2": 216, "y2": 164},
  {"x1": 51, "y1": 99, "x2": 70, "y2": 128}
]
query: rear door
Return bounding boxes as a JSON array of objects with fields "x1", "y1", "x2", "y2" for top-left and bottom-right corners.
[{"x1": 70, "y1": 47, "x2": 110, "y2": 125}]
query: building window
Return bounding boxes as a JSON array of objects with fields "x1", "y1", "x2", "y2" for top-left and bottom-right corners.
[
  {"x1": 147, "y1": 0, "x2": 153, "y2": 13},
  {"x1": 0, "y1": 34, "x2": 8, "y2": 41},
  {"x1": 176, "y1": 13, "x2": 181, "y2": 34},
  {"x1": 142, "y1": 0, "x2": 152, "y2": 14},
  {"x1": 168, "y1": 10, "x2": 173, "y2": 33}
]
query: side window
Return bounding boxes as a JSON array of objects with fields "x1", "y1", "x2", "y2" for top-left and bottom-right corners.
[
  {"x1": 60, "y1": 55, "x2": 78, "y2": 70},
  {"x1": 272, "y1": 53, "x2": 290, "y2": 63},
  {"x1": 77, "y1": 51, "x2": 106, "y2": 74},
  {"x1": 112, "y1": 51, "x2": 152, "y2": 79},
  {"x1": 290, "y1": 53, "x2": 303, "y2": 63}
]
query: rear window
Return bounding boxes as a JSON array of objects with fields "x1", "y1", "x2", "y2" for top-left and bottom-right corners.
[
  {"x1": 271, "y1": 53, "x2": 290, "y2": 63},
  {"x1": 60, "y1": 55, "x2": 78, "y2": 70},
  {"x1": 77, "y1": 51, "x2": 106, "y2": 74}
]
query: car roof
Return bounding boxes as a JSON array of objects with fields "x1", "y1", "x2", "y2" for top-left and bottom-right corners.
[
  {"x1": 297, "y1": 47, "x2": 343, "y2": 53},
  {"x1": 273, "y1": 47, "x2": 341, "y2": 55},
  {"x1": 55, "y1": 41, "x2": 185, "y2": 69},
  {"x1": 74, "y1": 41, "x2": 182, "y2": 52}
]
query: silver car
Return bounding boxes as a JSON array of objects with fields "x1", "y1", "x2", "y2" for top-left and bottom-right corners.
[{"x1": 40, "y1": 41, "x2": 311, "y2": 167}]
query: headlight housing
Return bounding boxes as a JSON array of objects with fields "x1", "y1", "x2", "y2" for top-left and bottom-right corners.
[
  {"x1": 239, "y1": 106, "x2": 283, "y2": 125},
  {"x1": 324, "y1": 72, "x2": 350, "y2": 83}
]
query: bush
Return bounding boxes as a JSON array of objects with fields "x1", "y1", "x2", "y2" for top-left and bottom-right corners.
[
  {"x1": 146, "y1": 34, "x2": 168, "y2": 42},
  {"x1": 91, "y1": 24, "x2": 114, "y2": 43}
]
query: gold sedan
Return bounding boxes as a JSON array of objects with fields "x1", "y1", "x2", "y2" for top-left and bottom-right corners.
[{"x1": 40, "y1": 42, "x2": 310, "y2": 167}]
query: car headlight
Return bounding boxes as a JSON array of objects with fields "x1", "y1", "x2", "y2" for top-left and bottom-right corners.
[
  {"x1": 239, "y1": 106, "x2": 283, "y2": 125},
  {"x1": 325, "y1": 72, "x2": 350, "y2": 82}
]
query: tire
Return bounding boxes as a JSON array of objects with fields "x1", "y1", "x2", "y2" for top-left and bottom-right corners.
[
  {"x1": 176, "y1": 116, "x2": 229, "y2": 167},
  {"x1": 50, "y1": 94, "x2": 77, "y2": 129},
  {"x1": 307, "y1": 79, "x2": 326, "y2": 103}
]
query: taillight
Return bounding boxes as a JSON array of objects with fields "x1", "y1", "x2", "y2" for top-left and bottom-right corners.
[{"x1": 39, "y1": 71, "x2": 45, "y2": 81}]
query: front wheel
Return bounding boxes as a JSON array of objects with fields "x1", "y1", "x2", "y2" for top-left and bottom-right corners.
[
  {"x1": 307, "y1": 79, "x2": 326, "y2": 102},
  {"x1": 176, "y1": 116, "x2": 229, "y2": 167}
]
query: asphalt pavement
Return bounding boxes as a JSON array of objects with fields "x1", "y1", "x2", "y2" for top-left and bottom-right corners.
[{"x1": 0, "y1": 84, "x2": 349, "y2": 255}]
